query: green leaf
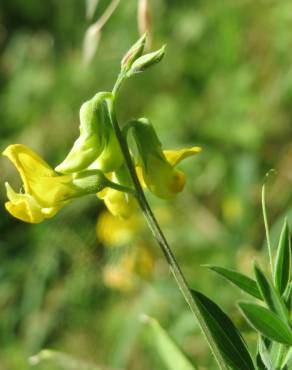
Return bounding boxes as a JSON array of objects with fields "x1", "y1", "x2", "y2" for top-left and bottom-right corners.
[
  {"x1": 238, "y1": 302, "x2": 292, "y2": 345},
  {"x1": 191, "y1": 290, "x2": 255, "y2": 370},
  {"x1": 206, "y1": 265, "x2": 262, "y2": 300},
  {"x1": 258, "y1": 337, "x2": 274, "y2": 370},
  {"x1": 253, "y1": 263, "x2": 290, "y2": 323},
  {"x1": 274, "y1": 220, "x2": 291, "y2": 295},
  {"x1": 142, "y1": 315, "x2": 198, "y2": 370}
]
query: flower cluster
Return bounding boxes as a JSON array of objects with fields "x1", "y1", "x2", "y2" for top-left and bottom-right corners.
[{"x1": 2, "y1": 36, "x2": 201, "y2": 223}]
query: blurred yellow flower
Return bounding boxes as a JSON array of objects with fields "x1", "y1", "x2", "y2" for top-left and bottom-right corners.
[
  {"x1": 222, "y1": 196, "x2": 243, "y2": 223},
  {"x1": 102, "y1": 246, "x2": 154, "y2": 292},
  {"x1": 97, "y1": 210, "x2": 142, "y2": 246},
  {"x1": 103, "y1": 264, "x2": 135, "y2": 292}
]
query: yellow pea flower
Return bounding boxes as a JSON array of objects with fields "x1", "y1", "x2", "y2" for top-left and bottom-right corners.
[
  {"x1": 97, "y1": 166, "x2": 137, "y2": 219},
  {"x1": 97, "y1": 183, "x2": 137, "y2": 219},
  {"x1": 3, "y1": 144, "x2": 110, "y2": 223},
  {"x1": 55, "y1": 92, "x2": 123, "y2": 174},
  {"x1": 55, "y1": 94, "x2": 108, "y2": 174},
  {"x1": 135, "y1": 147, "x2": 200, "y2": 198},
  {"x1": 129, "y1": 118, "x2": 201, "y2": 198},
  {"x1": 5, "y1": 183, "x2": 61, "y2": 224}
]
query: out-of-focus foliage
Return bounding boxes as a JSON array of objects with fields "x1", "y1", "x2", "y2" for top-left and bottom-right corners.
[{"x1": 0, "y1": 0, "x2": 291, "y2": 369}]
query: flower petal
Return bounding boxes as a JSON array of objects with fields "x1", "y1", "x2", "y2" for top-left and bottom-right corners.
[
  {"x1": 3, "y1": 144, "x2": 75, "y2": 207},
  {"x1": 3, "y1": 144, "x2": 54, "y2": 193},
  {"x1": 102, "y1": 188, "x2": 137, "y2": 219},
  {"x1": 5, "y1": 182, "x2": 61, "y2": 223},
  {"x1": 163, "y1": 146, "x2": 201, "y2": 167}
]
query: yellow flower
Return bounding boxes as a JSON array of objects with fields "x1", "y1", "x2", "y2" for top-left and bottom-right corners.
[
  {"x1": 55, "y1": 92, "x2": 123, "y2": 174},
  {"x1": 102, "y1": 246, "x2": 154, "y2": 292},
  {"x1": 98, "y1": 187, "x2": 137, "y2": 219},
  {"x1": 97, "y1": 166, "x2": 137, "y2": 219},
  {"x1": 3, "y1": 144, "x2": 109, "y2": 223},
  {"x1": 135, "y1": 147, "x2": 201, "y2": 199},
  {"x1": 129, "y1": 118, "x2": 201, "y2": 198},
  {"x1": 4, "y1": 183, "x2": 61, "y2": 224}
]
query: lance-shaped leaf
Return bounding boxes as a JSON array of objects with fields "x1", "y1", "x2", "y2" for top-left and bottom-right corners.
[
  {"x1": 142, "y1": 315, "x2": 198, "y2": 370},
  {"x1": 253, "y1": 263, "x2": 290, "y2": 323},
  {"x1": 206, "y1": 265, "x2": 262, "y2": 300},
  {"x1": 274, "y1": 220, "x2": 291, "y2": 295},
  {"x1": 238, "y1": 302, "x2": 292, "y2": 345},
  {"x1": 191, "y1": 290, "x2": 255, "y2": 370}
]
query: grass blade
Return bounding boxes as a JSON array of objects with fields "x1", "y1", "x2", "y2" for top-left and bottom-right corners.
[{"x1": 142, "y1": 315, "x2": 198, "y2": 370}]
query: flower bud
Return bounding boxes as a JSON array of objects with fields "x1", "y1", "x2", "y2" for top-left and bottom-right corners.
[
  {"x1": 126, "y1": 45, "x2": 166, "y2": 76},
  {"x1": 121, "y1": 33, "x2": 146, "y2": 72}
]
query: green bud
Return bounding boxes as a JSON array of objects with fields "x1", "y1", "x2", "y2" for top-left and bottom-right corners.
[
  {"x1": 121, "y1": 33, "x2": 147, "y2": 72},
  {"x1": 55, "y1": 92, "x2": 111, "y2": 174},
  {"x1": 72, "y1": 169, "x2": 110, "y2": 194},
  {"x1": 126, "y1": 45, "x2": 166, "y2": 76}
]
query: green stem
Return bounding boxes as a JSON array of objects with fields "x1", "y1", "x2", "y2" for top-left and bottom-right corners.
[{"x1": 107, "y1": 77, "x2": 229, "y2": 370}]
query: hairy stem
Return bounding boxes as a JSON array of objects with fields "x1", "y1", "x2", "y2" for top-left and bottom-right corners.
[{"x1": 107, "y1": 76, "x2": 229, "y2": 370}]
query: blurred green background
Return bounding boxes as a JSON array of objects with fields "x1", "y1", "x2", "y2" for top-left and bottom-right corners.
[{"x1": 0, "y1": 0, "x2": 291, "y2": 369}]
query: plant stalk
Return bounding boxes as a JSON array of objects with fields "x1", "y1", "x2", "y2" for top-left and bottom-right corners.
[{"x1": 107, "y1": 76, "x2": 229, "y2": 370}]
